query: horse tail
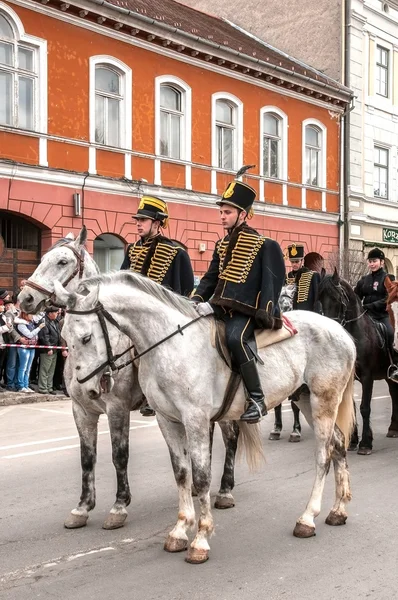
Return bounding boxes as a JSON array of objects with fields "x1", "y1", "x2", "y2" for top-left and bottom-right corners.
[
  {"x1": 237, "y1": 422, "x2": 265, "y2": 471},
  {"x1": 336, "y1": 364, "x2": 356, "y2": 450}
]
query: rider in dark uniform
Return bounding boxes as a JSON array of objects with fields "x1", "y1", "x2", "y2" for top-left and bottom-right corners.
[
  {"x1": 121, "y1": 195, "x2": 194, "y2": 414},
  {"x1": 355, "y1": 247, "x2": 398, "y2": 382},
  {"x1": 191, "y1": 180, "x2": 285, "y2": 423},
  {"x1": 286, "y1": 244, "x2": 322, "y2": 313}
]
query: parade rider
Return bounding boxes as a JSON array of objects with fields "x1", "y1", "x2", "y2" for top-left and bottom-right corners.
[
  {"x1": 286, "y1": 243, "x2": 322, "y2": 312},
  {"x1": 121, "y1": 195, "x2": 194, "y2": 415},
  {"x1": 191, "y1": 180, "x2": 286, "y2": 424},
  {"x1": 355, "y1": 247, "x2": 398, "y2": 382}
]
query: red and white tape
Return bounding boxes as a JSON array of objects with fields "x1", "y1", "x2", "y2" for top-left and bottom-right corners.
[{"x1": 0, "y1": 344, "x2": 68, "y2": 350}]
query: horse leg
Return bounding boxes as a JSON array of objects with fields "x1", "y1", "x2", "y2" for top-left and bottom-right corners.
[
  {"x1": 64, "y1": 401, "x2": 99, "y2": 528},
  {"x1": 185, "y1": 417, "x2": 214, "y2": 564},
  {"x1": 192, "y1": 422, "x2": 214, "y2": 498},
  {"x1": 358, "y1": 377, "x2": 374, "y2": 455},
  {"x1": 386, "y1": 380, "x2": 398, "y2": 438},
  {"x1": 289, "y1": 399, "x2": 302, "y2": 443},
  {"x1": 156, "y1": 414, "x2": 195, "y2": 554},
  {"x1": 269, "y1": 403, "x2": 283, "y2": 440},
  {"x1": 348, "y1": 397, "x2": 359, "y2": 451},
  {"x1": 102, "y1": 400, "x2": 131, "y2": 530},
  {"x1": 293, "y1": 391, "x2": 336, "y2": 538},
  {"x1": 214, "y1": 420, "x2": 239, "y2": 509},
  {"x1": 325, "y1": 424, "x2": 352, "y2": 526}
]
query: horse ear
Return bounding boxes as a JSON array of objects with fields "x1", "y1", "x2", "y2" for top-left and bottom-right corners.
[
  {"x1": 332, "y1": 267, "x2": 340, "y2": 284},
  {"x1": 64, "y1": 232, "x2": 75, "y2": 240},
  {"x1": 53, "y1": 280, "x2": 78, "y2": 309},
  {"x1": 75, "y1": 225, "x2": 87, "y2": 248},
  {"x1": 385, "y1": 275, "x2": 393, "y2": 292},
  {"x1": 82, "y1": 285, "x2": 99, "y2": 309}
]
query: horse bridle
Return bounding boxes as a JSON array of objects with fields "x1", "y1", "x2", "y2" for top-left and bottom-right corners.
[
  {"x1": 24, "y1": 242, "x2": 85, "y2": 302},
  {"x1": 66, "y1": 302, "x2": 203, "y2": 384},
  {"x1": 330, "y1": 282, "x2": 366, "y2": 327}
]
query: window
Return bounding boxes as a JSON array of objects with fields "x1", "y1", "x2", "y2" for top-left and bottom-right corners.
[
  {"x1": 95, "y1": 66, "x2": 122, "y2": 146},
  {"x1": 374, "y1": 146, "x2": 388, "y2": 198},
  {"x1": 376, "y1": 45, "x2": 389, "y2": 97},
  {"x1": 89, "y1": 56, "x2": 132, "y2": 150},
  {"x1": 160, "y1": 85, "x2": 182, "y2": 159},
  {"x1": 0, "y1": 12, "x2": 37, "y2": 129},
  {"x1": 216, "y1": 100, "x2": 235, "y2": 170},
  {"x1": 305, "y1": 125, "x2": 321, "y2": 186},
  {"x1": 263, "y1": 113, "x2": 281, "y2": 178}
]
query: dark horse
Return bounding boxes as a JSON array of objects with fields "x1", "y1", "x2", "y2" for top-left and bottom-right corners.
[{"x1": 318, "y1": 270, "x2": 398, "y2": 454}]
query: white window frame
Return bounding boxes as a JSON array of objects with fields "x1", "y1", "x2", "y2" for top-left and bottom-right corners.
[
  {"x1": 373, "y1": 144, "x2": 389, "y2": 199},
  {"x1": 0, "y1": 1, "x2": 47, "y2": 134},
  {"x1": 89, "y1": 55, "x2": 132, "y2": 150},
  {"x1": 155, "y1": 75, "x2": 191, "y2": 162},
  {"x1": 259, "y1": 106, "x2": 288, "y2": 180},
  {"x1": 302, "y1": 119, "x2": 327, "y2": 189},
  {"x1": 375, "y1": 44, "x2": 389, "y2": 98},
  {"x1": 211, "y1": 92, "x2": 243, "y2": 172}
]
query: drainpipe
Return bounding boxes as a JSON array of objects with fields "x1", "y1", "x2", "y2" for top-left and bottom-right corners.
[{"x1": 342, "y1": 0, "x2": 351, "y2": 279}]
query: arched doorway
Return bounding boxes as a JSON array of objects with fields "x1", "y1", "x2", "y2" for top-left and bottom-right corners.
[
  {"x1": 93, "y1": 233, "x2": 125, "y2": 273},
  {"x1": 0, "y1": 211, "x2": 41, "y2": 295},
  {"x1": 384, "y1": 257, "x2": 393, "y2": 275}
]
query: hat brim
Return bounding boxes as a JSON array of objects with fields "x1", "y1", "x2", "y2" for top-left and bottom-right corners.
[{"x1": 216, "y1": 200, "x2": 249, "y2": 211}]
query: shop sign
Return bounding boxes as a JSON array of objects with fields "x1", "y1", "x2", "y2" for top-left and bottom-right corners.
[{"x1": 382, "y1": 228, "x2": 398, "y2": 244}]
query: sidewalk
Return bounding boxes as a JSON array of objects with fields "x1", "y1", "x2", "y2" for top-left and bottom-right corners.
[{"x1": 0, "y1": 388, "x2": 68, "y2": 406}]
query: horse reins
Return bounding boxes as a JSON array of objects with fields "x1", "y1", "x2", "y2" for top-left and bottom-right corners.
[
  {"x1": 66, "y1": 302, "x2": 203, "y2": 384},
  {"x1": 331, "y1": 283, "x2": 366, "y2": 327},
  {"x1": 24, "y1": 243, "x2": 85, "y2": 301}
]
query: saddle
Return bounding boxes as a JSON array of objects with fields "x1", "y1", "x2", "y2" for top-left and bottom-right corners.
[{"x1": 368, "y1": 316, "x2": 388, "y2": 350}]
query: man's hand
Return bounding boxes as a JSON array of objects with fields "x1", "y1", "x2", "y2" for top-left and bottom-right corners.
[
  {"x1": 62, "y1": 350, "x2": 68, "y2": 358},
  {"x1": 195, "y1": 302, "x2": 214, "y2": 317},
  {"x1": 48, "y1": 350, "x2": 53, "y2": 356}
]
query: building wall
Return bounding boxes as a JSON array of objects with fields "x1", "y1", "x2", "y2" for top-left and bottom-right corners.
[{"x1": 181, "y1": 0, "x2": 343, "y2": 81}]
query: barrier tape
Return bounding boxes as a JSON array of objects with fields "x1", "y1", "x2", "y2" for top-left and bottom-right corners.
[{"x1": 0, "y1": 344, "x2": 68, "y2": 350}]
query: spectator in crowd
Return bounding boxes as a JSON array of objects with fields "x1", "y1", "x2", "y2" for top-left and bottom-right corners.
[
  {"x1": 13, "y1": 312, "x2": 45, "y2": 393},
  {"x1": 0, "y1": 300, "x2": 12, "y2": 392},
  {"x1": 3, "y1": 299, "x2": 29, "y2": 391},
  {"x1": 0, "y1": 289, "x2": 11, "y2": 303},
  {"x1": 38, "y1": 307, "x2": 62, "y2": 395}
]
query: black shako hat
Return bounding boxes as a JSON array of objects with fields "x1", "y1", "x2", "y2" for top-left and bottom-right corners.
[
  {"x1": 132, "y1": 196, "x2": 169, "y2": 227},
  {"x1": 367, "y1": 248, "x2": 385, "y2": 260},
  {"x1": 216, "y1": 181, "x2": 256, "y2": 217},
  {"x1": 287, "y1": 243, "x2": 305, "y2": 261}
]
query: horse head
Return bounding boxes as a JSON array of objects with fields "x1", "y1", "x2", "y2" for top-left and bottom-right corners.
[
  {"x1": 318, "y1": 270, "x2": 357, "y2": 325},
  {"x1": 385, "y1": 276, "x2": 398, "y2": 350},
  {"x1": 18, "y1": 226, "x2": 99, "y2": 314}
]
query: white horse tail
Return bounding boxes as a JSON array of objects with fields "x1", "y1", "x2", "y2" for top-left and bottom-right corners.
[
  {"x1": 336, "y1": 365, "x2": 356, "y2": 450},
  {"x1": 237, "y1": 422, "x2": 265, "y2": 471}
]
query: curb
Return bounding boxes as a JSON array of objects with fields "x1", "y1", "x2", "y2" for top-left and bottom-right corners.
[{"x1": 0, "y1": 391, "x2": 69, "y2": 406}]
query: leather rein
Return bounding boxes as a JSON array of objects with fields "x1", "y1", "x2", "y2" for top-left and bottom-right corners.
[
  {"x1": 66, "y1": 302, "x2": 203, "y2": 384},
  {"x1": 24, "y1": 243, "x2": 85, "y2": 301}
]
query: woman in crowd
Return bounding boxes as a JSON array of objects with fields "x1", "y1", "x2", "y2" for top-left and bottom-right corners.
[{"x1": 13, "y1": 312, "x2": 45, "y2": 393}]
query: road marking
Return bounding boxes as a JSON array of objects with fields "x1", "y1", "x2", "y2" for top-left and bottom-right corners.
[
  {"x1": 1, "y1": 422, "x2": 158, "y2": 459},
  {"x1": 21, "y1": 406, "x2": 73, "y2": 415},
  {"x1": 0, "y1": 406, "x2": 16, "y2": 417}
]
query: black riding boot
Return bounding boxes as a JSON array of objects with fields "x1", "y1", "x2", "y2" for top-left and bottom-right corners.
[
  {"x1": 239, "y1": 358, "x2": 267, "y2": 423},
  {"x1": 388, "y1": 349, "x2": 398, "y2": 383},
  {"x1": 140, "y1": 397, "x2": 156, "y2": 417}
]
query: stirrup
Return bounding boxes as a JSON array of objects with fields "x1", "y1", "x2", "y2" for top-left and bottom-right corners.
[
  {"x1": 387, "y1": 364, "x2": 398, "y2": 383},
  {"x1": 240, "y1": 398, "x2": 267, "y2": 423}
]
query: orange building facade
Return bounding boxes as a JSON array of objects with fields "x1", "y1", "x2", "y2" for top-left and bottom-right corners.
[{"x1": 0, "y1": 0, "x2": 352, "y2": 289}]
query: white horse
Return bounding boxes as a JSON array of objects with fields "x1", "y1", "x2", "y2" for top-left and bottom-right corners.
[
  {"x1": 18, "y1": 227, "x2": 240, "y2": 530},
  {"x1": 56, "y1": 271, "x2": 356, "y2": 564}
]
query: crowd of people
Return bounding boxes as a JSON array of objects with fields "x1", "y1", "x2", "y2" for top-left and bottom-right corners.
[{"x1": 0, "y1": 289, "x2": 68, "y2": 395}]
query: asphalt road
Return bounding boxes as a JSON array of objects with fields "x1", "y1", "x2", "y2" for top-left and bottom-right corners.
[{"x1": 1, "y1": 380, "x2": 397, "y2": 600}]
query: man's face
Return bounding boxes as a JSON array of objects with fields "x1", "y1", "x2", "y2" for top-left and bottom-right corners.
[
  {"x1": 219, "y1": 205, "x2": 245, "y2": 230},
  {"x1": 368, "y1": 258, "x2": 383, "y2": 272},
  {"x1": 48, "y1": 311, "x2": 58, "y2": 320},
  {"x1": 290, "y1": 259, "x2": 303, "y2": 272},
  {"x1": 135, "y1": 218, "x2": 159, "y2": 238}
]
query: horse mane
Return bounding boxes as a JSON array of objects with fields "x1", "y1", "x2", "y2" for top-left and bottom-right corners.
[
  {"x1": 318, "y1": 274, "x2": 356, "y2": 302},
  {"x1": 48, "y1": 237, "x2": 74, "y2": 251},
  {"x1": 79, "y1": 271, "x2": 199, "y2": 319}
]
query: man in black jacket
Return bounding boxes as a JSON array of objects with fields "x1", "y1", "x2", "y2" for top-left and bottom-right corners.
[
  {"x1": 38, "y1": 307, "x2": 61, "y2": 394},
  {"x1": 121, "y1": 195, "x2": 194, "y2": 415},
  {"x1": 355, "y1": 247, "x2": 398, "y2": 381},
  {"x1": 286, "y1": 244, "x2": 322, "y2": 313},
  {"x1": 191, "y1": 180, "x2": 285, "y2": 423}
]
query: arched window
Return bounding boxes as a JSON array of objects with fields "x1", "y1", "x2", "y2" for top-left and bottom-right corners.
[
  {"x1": 262, "y1": 113, "x2": 280, "y2": 178},
  {"x1": 93, "y1": 233, "x2": 125, "y2": 273},
  {"x1": 303, "y1": 120, "x2": 326, "y2": 188},
  {"x1": 160, "y1": 84, "x2": 183, "y2": 158},
  {"x1": 89, "y1": 56, "x2": 132, "y2": 150},
  {"x1": 0, "y1": 8, "x2": 45, "y2": 130},
  {"x1": 216, "y1": 100, "x2": 235, "y2": 170}
]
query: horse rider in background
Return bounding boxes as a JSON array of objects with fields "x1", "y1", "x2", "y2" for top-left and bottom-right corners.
[
  {"x1": 355, "y1": 247, "x2": 398, "y2": 382},
  {"x1": 121, "y1": 195, "x2": 194, "y2": 415},
  {"x1": 191, "y1": 179, "x2": 285, "y2": 424},
  {"x1": 286, "y1": 244, "x2": 322, "y2": 313}
]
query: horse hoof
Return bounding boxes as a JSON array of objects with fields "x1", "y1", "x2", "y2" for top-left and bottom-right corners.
[
  {"x1": 102, "y1": 513, "x2": 127, "y2": 530},
  {"x1": 164, "y1": 536, "x2": 188, "y2": 553},
  {"x1": 348, "y1": 443, "x2": 358, "y2": 452},
  {"x1": 357, "y1": 447, "x2": 372, "y2": 456},
  {"x1": 293, "y1": 522, "x2": 316, "y2": 538},
  {"x1": 214, "y1": 495, "x2": 235, "y2": 509},
  {"x1": 185, "y1": 547, "x2": 209, "y2": 564},
  {"x1": 269, "y1": 431, "x2": 281, "y2": 441},
  {"x1": 386, "y1": 430, "x2": 398, "y2": 438},
  {"x1": 325, "y1": 511, "x2": 347, "y2": 526},
  {"x1": 64, "y1": 514, "x2": 88, "y2": 529},
  {"x1": 289, "y1": 433, "x2": 301, "y2": 443}
]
